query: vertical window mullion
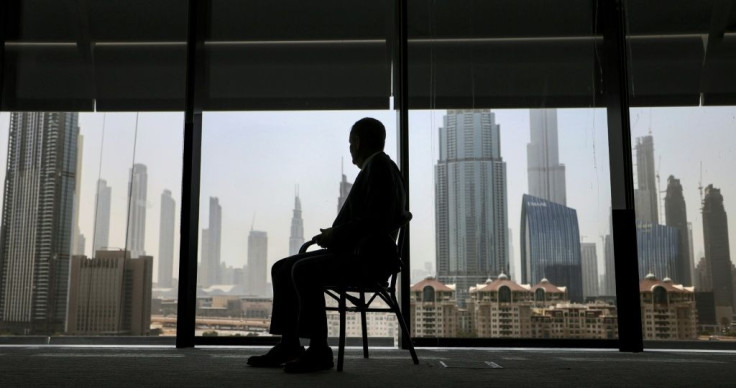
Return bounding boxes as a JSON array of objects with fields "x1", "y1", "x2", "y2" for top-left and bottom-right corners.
[
  {"x1": 600, "y1": 0, "x2": 643, "y2": 352},
  {"x1": 176, "y1": 0, "x2": 207, "y2": 349}
]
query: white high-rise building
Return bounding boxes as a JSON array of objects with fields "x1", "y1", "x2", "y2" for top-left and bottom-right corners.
[
  {"x1": 93, "y1": 179, "x2": 112, "y2": 253},
  {"x1": 435, "y1": 109, "x2": 508, "y2": 307},
  {"x1": 527, "y1": 109, "x2": 566, "y2": 206},
  {"x1": 158, "y1": 189, "x2": 176, "y2": 288},
  {"x1": 126, "y1": 163, "x2": 148, "y2": 258},
  {"x1": 581, "y1": 242, "x2": 599, "y2": 299},
  {"x1": 201, "y1": 197, "x2": 222, "y2": 286},
  {"x1": 248, "y1": 230, "x2": 268, "y2": 297},
  {"x1": 71, "y1": 134, "x2": 84, "y2": 256},
  {"x1": 0, "y1": 112, "x2": 80, "y2": 334},
  {"x1": 289, "y1": 190, "x2": 305, "y2": 256}
]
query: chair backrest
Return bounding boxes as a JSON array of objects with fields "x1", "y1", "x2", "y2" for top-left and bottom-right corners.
[{"x1": 389, "y1": 212, "x2": 412, "y2": 289}]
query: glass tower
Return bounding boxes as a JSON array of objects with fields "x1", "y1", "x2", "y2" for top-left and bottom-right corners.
[{"x1": 520, "y1": 194, "x2": 583, "y2": 302}]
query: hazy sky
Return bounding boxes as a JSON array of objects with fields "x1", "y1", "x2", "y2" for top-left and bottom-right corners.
[{"x1": 0, "y1": 106, "x2": 733, "y2": 289}]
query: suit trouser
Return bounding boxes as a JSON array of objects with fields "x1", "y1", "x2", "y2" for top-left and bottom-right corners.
[{"x1": 269, "y1": 249, "x2": 370, "y2": 339}]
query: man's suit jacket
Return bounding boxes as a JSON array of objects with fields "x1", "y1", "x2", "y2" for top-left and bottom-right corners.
[{"x1": 328, "y1": 152, "x2": 407, "y2": 276}]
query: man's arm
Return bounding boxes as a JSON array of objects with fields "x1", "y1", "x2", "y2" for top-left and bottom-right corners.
[{"x1": 313, "y1": 227, "x2": 334, "y2": 248}]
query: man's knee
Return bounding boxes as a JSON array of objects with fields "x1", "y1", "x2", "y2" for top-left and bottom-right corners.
[
  {"x1": 291, "y1": 255, "x2": 335, "y2": 288},
  {"x1": 290, "y1": 260, "x2": 314, "y2": 288},
  {"x1": 271, "y1": 256, "x2": 293, "y2": 278}
]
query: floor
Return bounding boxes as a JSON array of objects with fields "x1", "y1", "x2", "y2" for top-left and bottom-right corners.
[{"x1": 1, "y1": 346, "x2": 735, "y2": 387}]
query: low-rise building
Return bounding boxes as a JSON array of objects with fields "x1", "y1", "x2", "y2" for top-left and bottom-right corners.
[
  {"x1": 409, "y1": 277, "x2": 458, "y2": 337},
  {"x1": 468, "y1": 274, "x2": 534, "y2": 338},
  {"x1": 531, "y1": 302, "x2": 618, "y2": 339},
  {"x1": 640, "y1": 274, "x2": 697, "y2": 340}
]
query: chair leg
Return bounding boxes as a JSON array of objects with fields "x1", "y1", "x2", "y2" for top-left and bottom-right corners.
[
  {"x1": 338, "y1": 290, "x2": 346, "y2": 371},
  {"x1": 360, "y1": 292, "x2": 369, "y2": 358},
  {"x1": 391, "y1": 293, "x2": 419, "y2": 365}
]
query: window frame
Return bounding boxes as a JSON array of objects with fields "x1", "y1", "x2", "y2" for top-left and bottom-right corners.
[{"x1": 1, "y1": 0, "x2": 732, "y2": 351}]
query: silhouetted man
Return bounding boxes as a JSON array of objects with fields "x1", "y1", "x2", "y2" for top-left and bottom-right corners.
[{"x1": 247, "y1": 118, "x2": 407, "y2": 373}]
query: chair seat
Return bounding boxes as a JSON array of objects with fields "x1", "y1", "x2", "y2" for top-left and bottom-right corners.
[{"x1": 323, "y1": 280, "x2": 390, "y2": 291}]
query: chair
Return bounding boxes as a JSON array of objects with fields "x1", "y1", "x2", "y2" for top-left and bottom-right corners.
[{"x1": 298, "y1": 212, "x2": 419, "y2": 371}]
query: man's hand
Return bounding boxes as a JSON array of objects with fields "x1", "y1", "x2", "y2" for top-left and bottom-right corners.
[{"x1": 313, "y1": 227, "x2": 334, "y2": 248}]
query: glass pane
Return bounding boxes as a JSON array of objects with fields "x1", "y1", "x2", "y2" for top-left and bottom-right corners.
[
  {"x1": 196, "y1": 112, "x2": 398, "y2": 341},
  {"x1": 627, "y1": 0, "x2": 736, "y2": 342},
  {"x1": 408, "y1": 0, "x2": 618, "y2": 340},
  {"x1": 0, "y1": 112, "x2": 183, "y2": 337}
]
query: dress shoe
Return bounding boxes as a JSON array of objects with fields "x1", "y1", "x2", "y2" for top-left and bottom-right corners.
[
  {"x1": 247, "y1": 344, "x2": 305, "y2": 367},
  {"x1": 284, "y1": 346, "x2": 334, "y2": 373}
]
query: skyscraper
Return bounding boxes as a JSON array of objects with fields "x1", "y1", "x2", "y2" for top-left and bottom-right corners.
[
  {"x1": 520, "y1": 194, "x2": 583, "y2": 302},
  {"x1": 602, "y1": 233, "x2": 616, "y2": 296},
  {"x1": 527, "y1": 109, "x2": 566, "y2": 206},
  {"x1": 435, "y1": 109, "x2": 508, "y2": 306},
  {"x1": 158, "y1": 189, "x2": 176, "y2": 288},
  {"x1": 247, "y1": 230, "x2": 268, "y2": 297},
  {"x1": 289, "y1": 190, "x2": 305, "y2": 256},
  {"x1": 636, "y1": 221, "x2": 679, "y2": 281},
  {"x1": 0, "y1": 112, "x2": 79, "y2": 334},
  {"x1": 581, "y1": 242, "x2": 599, "y2": 299},
  {"x1": 71, "y1": 134, "x2": 84, "y2": 256},
  {"x1": 338, "y1": 171, "x2": 353, "y2": 214},
  {"x1": 93, "y1": 179, "x2": 112, "y2": 253},
  {"x1": 201, "y1": 197, "x2": 222, "y2": 286},
  {"x1": 702, "y1": 184, "x2": 733, "y2": 324},
  {"x1": 664, "y1": 175, "x2": 692, "y2": 285},
  {"x1": 634, "y1": 135, "x2": 658, "y2": 223},
  {"x1": 126, "y1": 163, "x2": 148, "y2": 258}
]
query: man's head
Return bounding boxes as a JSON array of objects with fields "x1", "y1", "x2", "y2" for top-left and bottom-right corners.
[{"x1": 349, "y1": 117, "x2": 386, "y2": 169}]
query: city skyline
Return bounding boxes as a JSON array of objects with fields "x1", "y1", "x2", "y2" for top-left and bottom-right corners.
[{"x1": 0, "y1": 108, "x2": 732, "y2": 294}]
